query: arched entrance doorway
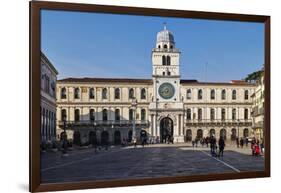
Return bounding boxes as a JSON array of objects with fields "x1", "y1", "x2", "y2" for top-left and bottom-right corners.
[
  {"x1": 128, "y1": 130, "x2": 132, "y2": 142},
  {"x1": 231, "y1": 128, "x2": 237, "y2": 141},
  {"x1": 114, "y1": 130, "x2": 121, "y2": 145},
  {"x1": 186, "y1": 129, "x2": 192, "y2": 142},
  {"x1": 160, "y1": 117, "x2": 173, "y2": 143},
  {"x1": 73, "y1": 131, "x2": 81, "y2": 146},
  {"x1": 101, "y1": 131, "x2": 109, "y2": 145},
  {"x1": 197, "y1": 129, "x2": 203, "y2": 139},
  {"x1": 89, "y1": 131, "x2": 97, "y2": 145},
  {"x1": 210, "y1": 129, "x2": 215, "y2": 137}
]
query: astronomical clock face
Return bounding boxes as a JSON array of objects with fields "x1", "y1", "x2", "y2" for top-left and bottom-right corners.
[{"x1": 158, "y1": 82, "x2": 175, "y2": 99}]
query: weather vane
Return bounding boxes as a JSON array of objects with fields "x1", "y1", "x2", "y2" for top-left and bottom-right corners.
[{"x1": 163, "y1": 22, "x2": 167, "y2": 30}]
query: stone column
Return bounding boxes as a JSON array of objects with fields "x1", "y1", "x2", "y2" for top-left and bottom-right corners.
[{"x1": 150, "y1": 114, "x2": 154, "y2": 136}]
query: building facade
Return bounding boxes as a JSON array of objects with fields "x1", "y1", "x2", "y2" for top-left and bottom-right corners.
[
  {"x1": 251, "y1": 71, "x2": 265, "y2": 140},
  {"x1": 41, "y1": 52, "x2": 58, "y2": 142},
  {"x1": 56, "y1": 26, "x2": 257, "y2": 145}
]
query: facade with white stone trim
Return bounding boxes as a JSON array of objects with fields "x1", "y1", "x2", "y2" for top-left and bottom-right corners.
[{"x1": 55, "y1": 26, "x2": 257, "y2": 145}]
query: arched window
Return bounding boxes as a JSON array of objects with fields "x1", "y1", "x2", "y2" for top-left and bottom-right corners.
[
  {"x1": 61, "y1": 87, "x2": 66, "y2": 99},
  {"x1": 167, "y1": 56, "x2": 171, "y2": 65},
  {"x1": 74, "y1": 109, "x2": 80, "y2": 121},
  {"x1": 186, "y1": 89, "x2": 192, "y2": 100},
  {"x1": 198, "y1": 89, "x2": 203, "y2": 100},
  {"x1": 158, "y1": 45, "x2": 160, "y2": 48},
  {"x1": 141, "y1": 88, "x2": 146, "y2": 99},
  {"x1": 129, "y1": 88, "x2": 134, "y2": 99},
  {"x1": 244, "y1": 108, "x2": 249, "y2": 120},
  {"x1": 244, "y1": 90, "x2": 249, "y2": 100},
  {"x1": 232, "y1": 108, "x2": 236, "y2": 120},
  {"x1": 170, "y1": 45, "x2": 173, "y2": 49},
  {"x1": 115, "y1": 109, "x2": 120, "y2": 121},
  {"x1": 163, "y1": 44, "x2": 167, "y2": 49},
  {"x1": 210, "y1": 108, "x2": 215, "y2": 120},
  {"x1": 232, "y1": 90, "x2": 237, "y2": 100},
  {"x1": 102, "y1": 88, "x2": 107, "y2": 99},
  {"x1": 141, "y1": 109, "x2": 146, "y2": 121},
  {"x1": 89, "y1": 88, "x2": 95, "y2": 99},
  {"x1": 221, "y1": 89, "x2": 226, "y2": 100},
  {"x1": 198, "y1": 108, "x2": 202, "y2": 120},
  {"x1": 210, "y1": 129, "x2": 215, "y2": 137},
  {"x1": 102, "y1": 109, "x2": 108, "y2": 121},
  {"x1": 90, "y1": 109, "x2": 95, "y2": 121},
  {"x1": 210, "y1": 89, "x2": 215, "y2": 100},
  {"x1": 162, "y1": 55, "x2": 166, "y2": 65},
  {"x1": 129, "y1": 109, "x2": 133, "y2": 120},
  {"x1": 74, "y1": 87, "x2": 80, "y2": 99},
  {"x1": 186, "y1": 109, "x2": 191, "y2": 120},
  {"x1": 114, "y1": 88, "x2": 120, "y2": 99},
  {"x1": 231, "y1": 128, "x2": 237, "y2": 141},
  {"x1": 221, "y1": 108, "x2": 226, "y2": 120},
  {"x1": 61, "y1": 109, "x2": 67, "y2": 121}
]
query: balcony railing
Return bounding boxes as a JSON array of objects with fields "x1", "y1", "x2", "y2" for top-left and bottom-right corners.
[
  {"x1": 58, "y1": 120, "x2": 150, "y2": 128},
  {"x1": 152, "y1": 48, "x2": 180, "y2": 52},
  {"x1": 185, "y1": 119, "x2": 252, "y2": 127}
]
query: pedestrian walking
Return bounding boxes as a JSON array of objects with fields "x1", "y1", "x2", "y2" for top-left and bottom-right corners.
[
  {"x1": 218, "y1": 136, "x2": 225, "y2": 157},
  {"x1": 133, "y1": 137, "x2": 137, "y2": 148},
  {"x1": 240, "y1": 138, "x2": 244, "y2": 148},
  {"x1": 192, "y1": 140, "x2": 195, "y2": 148},
  {"x1": 210, "y1": 136, "x2": 217, "y2": 156}
]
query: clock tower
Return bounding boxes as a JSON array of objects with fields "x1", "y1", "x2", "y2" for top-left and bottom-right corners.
[{"x1": 149, "y1": 24, "x2": 184, "y2": 143}]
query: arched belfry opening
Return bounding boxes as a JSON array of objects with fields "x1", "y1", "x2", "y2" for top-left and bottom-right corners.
[{"x1": 160, "y1": 117, "x2": 174, "y2": 143}]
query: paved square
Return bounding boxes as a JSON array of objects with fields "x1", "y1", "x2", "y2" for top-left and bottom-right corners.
[{"x1": 41, "y1": 144, "x2": 264, "y2": 183}]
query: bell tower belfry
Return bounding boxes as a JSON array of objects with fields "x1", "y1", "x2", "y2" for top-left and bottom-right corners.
[{"x1": 152, "y1": 23, "x2": 181, "y2": 77}]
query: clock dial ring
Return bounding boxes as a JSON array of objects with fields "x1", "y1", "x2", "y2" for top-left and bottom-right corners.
[{"x1": 158, "y1": 82, "x2": 175, "y2": 99}]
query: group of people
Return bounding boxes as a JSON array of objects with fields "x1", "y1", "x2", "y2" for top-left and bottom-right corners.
[{"x1": 191, "y1": 136, "x2": 213, "y2": 148}]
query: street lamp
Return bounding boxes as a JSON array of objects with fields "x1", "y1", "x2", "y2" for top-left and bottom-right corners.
[{"x1": 131, "y1": 98, "x2": 138, "y2": 142}]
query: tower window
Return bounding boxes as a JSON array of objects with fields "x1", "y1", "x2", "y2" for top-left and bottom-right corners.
[
  {"x1": 167, "y1": 56, "x2": 171, "y2": 65},
  {"x1": 167, "y1": 71, "x2": 171, "y2": 76},
  {"x1": 170, "y1": 45, "x2": 173, "y2": 49},
  {"x1": 162, "y1": 55, "x2": 166, "y2": 65},
  {"x1": 162, "y1": 72, "x2": 165, "y2": 75},
  {"x1": 163, "y1": 44, "x2": 167, "y2": 49},
  {"x1": 158, "y1": 45, "x2": 160, "y2": 48}
]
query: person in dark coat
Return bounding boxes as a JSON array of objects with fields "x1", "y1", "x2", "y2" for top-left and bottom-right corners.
[
  {"x1": 218, "y1": 137, "x2": 225, "y2": 157},
  {"x1": 240, "y1": 137, "x2": 244, "y2": 148},
  {"x1": 210, "y1": 136, "x2": 216, "y2": 155}
]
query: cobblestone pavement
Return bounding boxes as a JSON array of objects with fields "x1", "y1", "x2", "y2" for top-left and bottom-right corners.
[{"x1": 41, "y1": 144, "x2": 264, "y2": 183}]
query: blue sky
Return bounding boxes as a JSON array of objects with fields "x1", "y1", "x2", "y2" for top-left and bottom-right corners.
[{"x1": 41, "y1": 10, "x2": 264, "y2": 82}]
